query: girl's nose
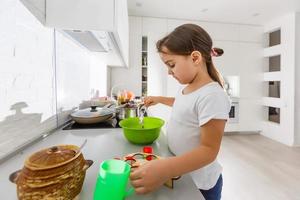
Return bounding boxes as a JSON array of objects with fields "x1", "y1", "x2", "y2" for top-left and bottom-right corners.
[{"x1": 168, "y1": 68, "x2": 173, "y2": 75}]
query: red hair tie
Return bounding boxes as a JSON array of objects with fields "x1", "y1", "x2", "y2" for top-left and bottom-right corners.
[{"x1": 211, "y1": 48, "x2": 218, "y2": 57}]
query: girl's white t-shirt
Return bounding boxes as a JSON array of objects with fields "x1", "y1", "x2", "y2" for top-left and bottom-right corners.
[{"x1": 167, "y1": 82, "x2": 231, "y2": 190}]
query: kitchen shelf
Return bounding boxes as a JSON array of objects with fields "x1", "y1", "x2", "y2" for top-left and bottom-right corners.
[
  {"x1": 263, "y1": 28, "x2": 282, "y2": 125},
  {"x1": 263, "y1": 72, "x2": 281, "y2": 81},
  {"x1": 141, "y1": 36, "x2": 148, "y2": 96},
  {"x1": 263, "y1": 45, "x2": 281, "y2": 58}
]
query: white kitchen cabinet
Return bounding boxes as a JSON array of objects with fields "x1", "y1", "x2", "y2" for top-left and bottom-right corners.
[
  {"x1": 147, "y1": 34, "x2": 168, "y2": 96},
  {"x1": 110, "y1": 17, "x2": 168, "y2": 97},
  {"x1": 46, "y1": 0, "x2": 128, "y2": 67},
  {"x1": 141, "y1": 36, "x2": 148, "y2": 96},
  {"x1": 46, "y1": 0, "x2": 114, "y2": 31},
  {"x1": 142, "y1": 18, "x2": 168, "y2": 96},
  {"x1": 19, "y1": 0, "x2": 46, "y2": 24},
  {"x1": 20, "y1": 0, "x2": 129, "y2": 67},
  {"x1": 110, "y1": 16, "x2": 142, "y2": 96},
  {"x1": 142, "y1": 18, "x2": 168, "y2": 36}
]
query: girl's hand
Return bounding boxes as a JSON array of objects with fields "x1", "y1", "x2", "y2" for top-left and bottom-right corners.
[
  {"x1": 130, "y1": 159, "x2": 172, "y2": 194},
  {"x1": 143, "y1": 96, "x2": 160, "y2": 107}
]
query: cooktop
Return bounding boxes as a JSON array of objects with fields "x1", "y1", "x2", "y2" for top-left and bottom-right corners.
[{"x1": 62, "y1": 118, "x2": 120, "y2": 130}]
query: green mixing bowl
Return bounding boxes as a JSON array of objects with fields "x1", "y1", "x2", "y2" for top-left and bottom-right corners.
[{"x1": 119, "y1": 117, "x2": 165, "y2": 145}]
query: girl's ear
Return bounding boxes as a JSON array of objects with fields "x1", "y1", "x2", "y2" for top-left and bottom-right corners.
[{"x1": 190, "y1": 51, "x2": 203, "y2": 65}]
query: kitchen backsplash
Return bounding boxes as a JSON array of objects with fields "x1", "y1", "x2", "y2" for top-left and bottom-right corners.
[{"x1": 0, "y1": 0, "x2": 107, "y2": 160}]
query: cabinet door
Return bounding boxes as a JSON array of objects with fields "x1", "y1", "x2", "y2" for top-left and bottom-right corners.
[
  {"x1": 115, "y1": 0, "x2": 129, "y2": 67},
  {"x1": 142, "y1": 18, "x2": 168, "y2": 96},
  {"x1": 20, "y1": 0, "x2": 46, "y2": 24},
  {"x1": 109, "y1": 33, "x2": 142, "y2": 95},
  {"x1": 46, "y1": 0, "x2": 114, "y2": 31},
  {"x1": 147, "y1": 34, "x2": 168, "y2": 96}
]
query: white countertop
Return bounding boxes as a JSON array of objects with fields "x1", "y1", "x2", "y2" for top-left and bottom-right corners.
[{"x1": 0, "y1": 127, "x2": 204, "y2": 200}]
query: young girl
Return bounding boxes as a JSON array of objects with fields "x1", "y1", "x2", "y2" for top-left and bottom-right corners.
[{"x1": 130, "y1": 24, "x2": 231, "y2": 200}]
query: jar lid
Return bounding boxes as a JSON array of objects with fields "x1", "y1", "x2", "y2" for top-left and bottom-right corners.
[
  {"x1": 71, "y1": 106, "x2": 114, "y2": 119},
  {"x1": 25, "y1": 145, "x2": 80, "y2": 169}
]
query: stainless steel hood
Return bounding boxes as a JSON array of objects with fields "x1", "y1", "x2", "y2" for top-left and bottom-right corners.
[{"x1": 63, "y1": 30, "x2": 109, "y2": 52}]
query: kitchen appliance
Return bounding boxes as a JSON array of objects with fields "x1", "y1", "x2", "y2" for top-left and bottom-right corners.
[
  {"x1": 63, "y1": 117, "x2": 120, "y2": 130},
  {"x1": 9, "y1": 145, "x2": 93, "y2": 200},
  {"x1": 229, "y1": 102, "x2": 239, "y2": 123}
]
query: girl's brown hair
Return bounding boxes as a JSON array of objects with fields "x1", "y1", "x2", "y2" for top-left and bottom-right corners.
[{"x1": 156, "y1": 24, "x2": 224, "y2": 87}]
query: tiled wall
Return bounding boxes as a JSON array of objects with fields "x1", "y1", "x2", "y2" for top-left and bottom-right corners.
[{"x1": 0, "y1": 0, "x2": 107, "y2": 159}]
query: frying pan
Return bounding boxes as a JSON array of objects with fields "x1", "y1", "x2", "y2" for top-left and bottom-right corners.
[{"x1": 70, "y1": 106, "x2": 115, "y2": 124}]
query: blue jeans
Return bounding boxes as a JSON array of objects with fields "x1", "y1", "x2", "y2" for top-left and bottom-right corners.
[{"x1": 199, "y1": 175, "x2": 223, "y2": 200}]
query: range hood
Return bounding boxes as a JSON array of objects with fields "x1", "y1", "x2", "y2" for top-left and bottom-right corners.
[
  {"x1": 62, "y1": 30, "x2": 126, "y2": 67},
  {"x1": 63, "y1": 30, "x2": 109, "y2": 52},
  {"x1": 20, "y1": 0, "x2": 129, "y2": 67}
]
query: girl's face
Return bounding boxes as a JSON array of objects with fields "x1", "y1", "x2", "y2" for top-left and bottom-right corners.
[{"x1": 159, "y1": 47, "x2": 202, "y2": 84}]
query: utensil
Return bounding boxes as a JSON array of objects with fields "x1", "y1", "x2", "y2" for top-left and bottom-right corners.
[
  {"x1": 70, "y1": 106, "x2": 115, "y2": 124},
  {"x1": 138, "y1": 104, "x2": 147, "y2": 128},
  {"x1": 115, "y1": 101, "x2": 147, "y2": 120},
  {"x1": 119, "y1": 117, "x2": 164, "y2": 145},
  {"x1": 93, "y1": 159, "x2": 134, "y2": 200},
  {"x1": 75, "y1": 139, "x2": 87, "y2": 155}
]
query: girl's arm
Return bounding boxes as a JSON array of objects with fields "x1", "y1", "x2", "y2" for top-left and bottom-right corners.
[
  {"x1": 144, "y1": 96, "x2": 175, "y2": 107},
  {"x1": 130, "y1": 119, "x2": 226, "y2": 194}
]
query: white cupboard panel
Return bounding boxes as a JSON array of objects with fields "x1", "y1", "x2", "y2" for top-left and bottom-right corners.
[{"x1": 142, "y1": 17, "x2": 167, "y2": 36}]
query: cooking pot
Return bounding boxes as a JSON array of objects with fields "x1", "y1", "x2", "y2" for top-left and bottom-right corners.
[
  {"x1": 70, "y1": 106, "x2": 115, "y2": 124},
  {"x1": 115, "y1": 102, "x2": 147, "y2": 120},
  {"x1": 9, "y1": 145, "x2": 93, "y2": 200}
]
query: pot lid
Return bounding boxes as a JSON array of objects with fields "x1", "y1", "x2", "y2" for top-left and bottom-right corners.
[
  {"x1": 71, "y1": 106, "x2": 114, "y2": 118},
  {"x1": 25, "y1": 145, "x2": 79, "y2": 169}
]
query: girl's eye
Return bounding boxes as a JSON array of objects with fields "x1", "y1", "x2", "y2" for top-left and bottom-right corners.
[{"x1": 169, "y1": 64, "x2": 175, "y2": 68}]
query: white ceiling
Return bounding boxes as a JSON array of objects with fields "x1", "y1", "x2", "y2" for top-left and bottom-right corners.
[{"x1": 128, "y1": 0, "x2": 300, "y2": 25}]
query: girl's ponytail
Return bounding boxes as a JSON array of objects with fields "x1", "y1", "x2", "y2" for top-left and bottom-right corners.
[
  {"x1": 207, "y1": 47, "x2": 224, "y2": 88},
  {"x1": 207, "y1": 61, "x2": 224, "y2": 88}
]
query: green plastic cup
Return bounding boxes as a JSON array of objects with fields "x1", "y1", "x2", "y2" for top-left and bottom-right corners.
[{"x1": 93, "y1": 159, "x2": 134, "y2": 200}]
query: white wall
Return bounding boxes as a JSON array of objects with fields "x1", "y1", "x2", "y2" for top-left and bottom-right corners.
[
  {"x1": 294, "y1": 12, "x2": 300, "y2": 146},
  {"x1": 262, "y1": 13, "x2": 296, "y2": 146},
  {"x1": 0, "y1": 0, "x2": 55, "y2": 158},
  {"x1": 121, "y1": 16, "x2": 264, "y2": 133},
  {"x1": 55, "y1": 30, "x2": 90, "y2": 126},
  {"x1": 0, "y1": 0, "x2": 107, "y2": 159},
  {"x1": 55, "y1": 31, "x2": 108, "y2": 126},
  {"x1": 89, "y1": 53, "x2": 108, "y2": 97}
]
